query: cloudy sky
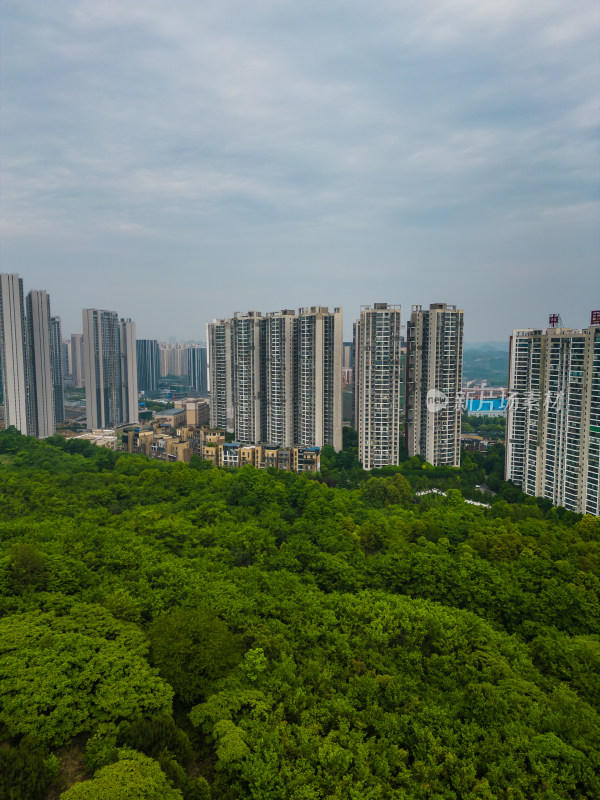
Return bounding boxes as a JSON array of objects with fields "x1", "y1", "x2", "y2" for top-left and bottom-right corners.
[{"x1": 2, "y1": 0, "x2": 598, "y2": 342}]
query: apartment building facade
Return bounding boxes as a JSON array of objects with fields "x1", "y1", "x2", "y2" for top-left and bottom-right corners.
[
  {"x1": 50, "y1": 317, "x2": 65, "y2": 424},
  {"x1": 0, "y1": 274, "x2": 29, "y2": 433},
  {"x1": 354, "y1": 303, "x2": 403, "y2": 470},
  {"x1": 83, "y1": 309, "x2": 138, "y2": 429},
  {"x1": 506, "y1": 316, "x2": 600, "y2": 516},
  {"x1": 207, "y1": 306, "x2": 342, "y2": 450},
  {"x1": 136, "y1": 339, "x2": 160, "y2": 393},
  {"x1": 406, "y1": 302, "x2": 464, "y2": 467}
]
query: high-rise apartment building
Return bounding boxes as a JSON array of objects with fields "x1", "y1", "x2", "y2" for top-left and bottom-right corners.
[
  {"x1": 263, "y1": 310, "x2": 295, "y2": 446},
  {"x1": 83, "y1": 310, "x2": 138, "y2": 429},
  {"x1": 230, "y1": 311, "x2": 263, "y2": 445},
  {"x1": 159, "y1": 343, "x2": 187, "y2": 377},
  {"x1": 406, "y1": 303, "x2": 464, "y2": 467},
  {"x1": 354, "y1": 303, "x2": 403, "y2": 470},
  {"x1": 294, "y1": 307, "x2": 343, "y2": 450},
  {"x1": 50, "y1": 317, "x2": 65, "y2": 424},
  {"x1": 506, "y1": 315, "x2": 600, "y2": 516},
  {"x1": 25, "y1": 291, "x2": 56, "y2": 439},
  {"x1": 137, "y1": 339, "x2": 160, "y2": 393},
  {"x1": 186, "y1": 344, "x2": 208, "y2": 395},
  {"x1": 63, "y1": 339, "x2": 71, "y2": 382},
  {"x1": 1, "y1": 275, "x2": 64, "y2": 438},
  {"x1": 119, "y1": 319, "x2": 138, "y2": 426},
  {"x1": 0, "y1": 274, "x2": 28, "y2": 433},
  {"x1": 70, "y1": 333, "x2": 85, "y2": 388},
  {"x1": 207, "y1": 319, "x2": 231, "y2": 432},
  {"x1": 207, "y1": 306, "x2": 342, "y2": 450}
]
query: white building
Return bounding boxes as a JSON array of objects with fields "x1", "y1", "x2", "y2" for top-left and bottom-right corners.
[
  {"x1": 0, "y1": 275, "x2": 65, "y2": 439},
  {"x1": 263, "y1": 310, "x2": 295, "y2": 446},
  {"x1": 0, "y1": 274, "x2": 28, "y2": 433},
  {"x1": 208, "y1": 306, "x2": 343, "y2": 450},
  {"x1": 406, "y1": 303, "x2": 464, "y2": 467},
  {"x1": 354, "y1": 303, "x2": 403, "y2": 470},
  {"x1": 506, "y1": 316, "x2": 600, "y2": 516},
  {"x1": 207, "y1": 319, "x2": 231, "y2": 432},
  {"x1": 295, "y1": 306, "x2": 343, "y2": 450}
]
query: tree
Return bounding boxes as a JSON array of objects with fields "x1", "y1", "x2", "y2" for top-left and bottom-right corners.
[
  {"x1": 6, "y1": 543, "x2": 48, "y2": 592},
  {"x1": 149, "y1": 606, "x2": 242, "y2": 703},
  {"x1": 0, "y1": 606, "x2": 173, "y2": 745},
  {"x1": 59, "y1": 750, "x2": 183, "y2": 800}
]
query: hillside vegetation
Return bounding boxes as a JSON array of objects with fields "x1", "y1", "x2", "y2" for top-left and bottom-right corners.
[{"x1": 0, "y1": 428, "x2": 599, "y2": 799}]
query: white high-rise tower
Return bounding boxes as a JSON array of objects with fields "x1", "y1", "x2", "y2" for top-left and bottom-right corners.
[
  {"x1": 0, "y1": 274, "x2": 28, "y2": 434},
  {"x1": 406, "y1": 303, "x2": 464, "y2": 467}
]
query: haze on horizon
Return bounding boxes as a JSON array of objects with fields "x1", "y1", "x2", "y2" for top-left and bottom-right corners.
[{"x1": 1, "y1": 0, "x2": 598, "y2": 343}]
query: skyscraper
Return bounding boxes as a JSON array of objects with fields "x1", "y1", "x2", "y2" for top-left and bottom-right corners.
[
  {"x1": 186, "y1": 344, "x2": 208, "y2": 394},
  {"x1": 207, "y1": 306, "x2": 342, "y2": 449},
  {"x1": 263, "y1": 310, "x2": 295, "y2": 446},
  {"x1": 63, "y1": 338, "x2": 71, "y2": 382},
  {"x1": 25, "y1": 290, "x2": 55, "y2": 439},
  {"x1": 50, "y1": 316, "x2": 65, "y2": 424},
  {"x1": 70, "y1": 333, "x2": 85, "y2": 389},
  {"x1": 207, "y1": 319, "x2": 231, "y2": 432},
  {"x1": 354, "y1": 303, "x2": 403, "y2": 470},
  {"x1": 0, "y1": 274, "x2": 28, "y2": 433},
  {"x1": 294, "y1": 306, "x2": 343, "y2": 450},
  {"x1": 230, "y1": 311, "x2": 263, "y2": 445},
  {"x1": 83, "y1": 309, "x2": 138, "y2": 429},
  {"x1": 158, "y1": 343, "x2": 187, "y2": 377},
  {"x1": 119, "y1": 319, "x2": 138, "y2": 426},
  {"x1": 137, "y1": 339, "x2": 160, "y2": 393},
  {"x1": 406, "y1": 303, "x2": 464, "y2": 467},
  {"x1": 506, "y1": 315, "x2": 600, "y2": 516}
]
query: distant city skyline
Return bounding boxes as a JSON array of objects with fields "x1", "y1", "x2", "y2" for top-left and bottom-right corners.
[{"x1": 2, "y1": 1, "x2": 598, "y2": 344}]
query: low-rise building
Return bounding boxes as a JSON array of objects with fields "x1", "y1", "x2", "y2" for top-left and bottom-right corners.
[
  {"x1": 75, "y1": 429, "x2": 118, "y2": 450},
  {"x1": 154, "y1": 407, "x2": 187, "y2": 432}
]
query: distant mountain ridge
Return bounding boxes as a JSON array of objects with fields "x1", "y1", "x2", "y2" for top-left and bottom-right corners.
[{"x1": 464, "y1": 341, "x2": 508, "y2": 353}]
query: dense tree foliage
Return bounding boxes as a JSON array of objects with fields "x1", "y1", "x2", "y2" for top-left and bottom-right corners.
[{"x1": 0, "y1": 428, "x2": 599, "y2": 799}]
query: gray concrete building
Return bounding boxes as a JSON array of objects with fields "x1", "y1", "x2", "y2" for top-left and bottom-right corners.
[
  {"x1": 83, "y1": 309, "x2": 138, "y2": 429},
  {"x1": 26, "y1": 290, "x2": 56, "y2": 439},
  {"x1": 50, "y1": 316, "x2": 65, "y2": 424},
  {"x1": 70, "y1": 333, "x2": 85, "y2": 389},
  {"x1": 136, "y1": 339, "x2": 160, "y2": 393},
  {"x1": 186, "y1": 344, "x2": 208, "y2": 394}
]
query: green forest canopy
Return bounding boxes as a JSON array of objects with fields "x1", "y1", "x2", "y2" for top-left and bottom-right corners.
[{"x1": 0, "y1": 427, "x2": 599, "y2": 799}]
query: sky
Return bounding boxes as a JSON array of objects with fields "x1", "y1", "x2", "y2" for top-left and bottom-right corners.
[{"x1": 2, "y1": 0, "x2": 599, "y2": 342}]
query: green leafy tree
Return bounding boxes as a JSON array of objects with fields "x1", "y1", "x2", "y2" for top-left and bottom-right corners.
[
  {"x1": 149, "y1": 606, "x2": 242, "y2": 703},
  {"x1": 0, "y1": 737, "x2": 59, "y2": 800},
  {"x1": 0, "y1": 606, "x2": 173, "y2": 745},
  {"x1": 6, "y1": 542, "x2": 48, "y2": 592},
  {"x1": 59, "y1": 750, "x2": 183, "y2": 799}
]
